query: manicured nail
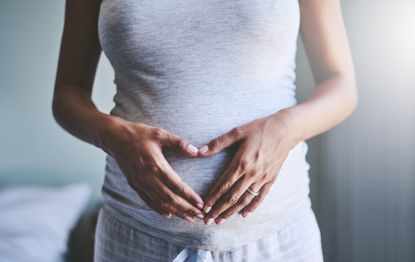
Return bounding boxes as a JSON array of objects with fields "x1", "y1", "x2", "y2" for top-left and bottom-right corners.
[
  {"x1": 199, "y1": 145, "x2": 209, "y2": 154},
  {"x1": 196, "y1": 202, "x2": 204, "y2": 209},
  {"x1": 242, "y1": 212, "x2": 250, "y2": 218},
  {"x1": 216, "y1": 218, "x2": 226, "y2": 225},
  {"x1": 197, "y1": 213, "x2": 205, "y2": 219},
  {"x1": 203, "y1": 206, "x2": 211, "y2": 213},
  {"x1": 206, "y1": 218, "x2": 214, "y2": 225},
  {"x1": 184, "y1": 216, "x2": 194, "y2": 223},
  {"x1": 187, "y1": 144, "x2": 198, "y2": 154}
]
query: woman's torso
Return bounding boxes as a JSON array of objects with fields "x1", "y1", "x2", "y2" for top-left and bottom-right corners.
[{"x1": 98, "y1": 0, "x2": 312, "y2": 250}]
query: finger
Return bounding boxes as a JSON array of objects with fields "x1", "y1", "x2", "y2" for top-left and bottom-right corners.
[
  {"x1": 149, "y1": 176, "x2": 205, "y2": 222},
  {"x1": 204, "y1": 173, "x2": 256, "y2": 225},
  {"x1": 128, "y1": 161, "x2": 202, "y2": 222},
  {"x1": 126, "y1": 171, "x2": 173, "y2": 219},
  {"x1": 153, "y1": 150, "x2": 205, "y2": 209},
  {"x1": 240, "y1": 180, "x2": 274, "y2": 217},
  {"x1": 202, "y1": 152, "x2": 244, "y2": 213},
  {"x1": 135, "y1": 186, "x2": 172, "y2": 219},
  {"x1": 198, "y1": 126, "x2": 245, "y2": 157},
  {"x1": 216, "y1": 182, "x2": 263, "y2": 222},
  {"x1": 156, "y1": 128, "x2": 199, "y2": 157},
  {"x1": 146, "y1": 181, "x2": 197, "y2": 223}
]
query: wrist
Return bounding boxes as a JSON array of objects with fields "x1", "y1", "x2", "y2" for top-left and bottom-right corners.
[
  {"x1": 91, "y1": 113, "x2": 127, "y2": 154},
  {"x1": 269, "y1": 106, "x2": 305, "y2": 146}
]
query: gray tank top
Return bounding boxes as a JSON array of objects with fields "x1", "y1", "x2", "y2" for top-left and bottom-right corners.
[{"x1": 98, "y1": 0, "x2": 312, "y2": 250}]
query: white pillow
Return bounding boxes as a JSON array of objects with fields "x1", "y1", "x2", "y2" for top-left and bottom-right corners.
[{"x1": 0, "y1": 183, "x2": 91, "y2": 262}]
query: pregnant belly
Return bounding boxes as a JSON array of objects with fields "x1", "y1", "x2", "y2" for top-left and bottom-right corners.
[
  {"x1": 102, "y1": 95, "x2": 310, "y2": 248},
  {"x1": 162, "y1": 143, "x2": 239, "y2": 197},
  {"x1": 106, "y1": 99, "x2": 284, "y2": 198},
  {"x1": 103, "y1": 141, "x2": 241, "y2": 209},
  {"x1": 102, "y1": 137, "x2": 311, "y2": 249}
]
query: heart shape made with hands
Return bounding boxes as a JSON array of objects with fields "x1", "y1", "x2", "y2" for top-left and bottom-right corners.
[{"x1": 161, "y1": 115, "x2": 294, "y2": 226}]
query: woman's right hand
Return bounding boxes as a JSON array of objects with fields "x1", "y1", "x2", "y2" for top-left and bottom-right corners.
[{"x1": 99, "y1": 116, "x2": 205, "y2": 223}]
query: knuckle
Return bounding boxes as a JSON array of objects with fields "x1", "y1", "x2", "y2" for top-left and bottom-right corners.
[
  {"x1": 177, "y1": 139, "x2": 186, "y2": 149},
  {"x1": 228, "y1": 194, "x2": 240, "y2": 205},
  {"x1": 241, "y1": 196, "x2": 251, "y2": 206},
  {"x1": 173, "y1": 184, "x2": 186, "y2": 195},
  {"x1": 238, "y1": 158, "x2": 250, "y2": 172},
  {"x1": 218, "y1": 184, "x2": 230, "y2": 195},
  {"x1": 231, "y1": 126, "x2": 244, "y2": 138},
  {"x1": 210, "y1": 211, "x2": 218, "y2": 218},
  {"x1": 221, "y1": 212, "x2": 231, "y2": 219},
  {"x1": 246, "y1": 170, "x2": 258, "y2": 179},
  {"x1": 152, "y1": 127, "x2": 166, "y2": 140},
  {"x1": 165, "y1": 195, "x2": 178, "y2": 205},
  {"x1": 209, "y1": 138, "x2": 220, "y2": 150},
  {"x1": 147, "y1": 163, "x2": 160, "y2": 174}
]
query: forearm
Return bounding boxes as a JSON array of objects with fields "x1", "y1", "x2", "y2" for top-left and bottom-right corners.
[
  {"x1": 52, "y1": 86, "x2": 120, "y2": 152},
  {"x1": 274, "y1": 73, "x2": 358, "y2": 144}
]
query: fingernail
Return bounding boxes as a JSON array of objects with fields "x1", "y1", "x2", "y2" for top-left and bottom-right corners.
[
  {"x1": 242, "y1": 212, "x2": 250, "y2": 218},
  {"x1": 184, "y1": 215, "x2": 194, "y2": 223},
  {"x1": 196, "y1": 202, "x2": 204, "y2": 209},
  {"x1": 187, "y1": 144, "x2": 198, "y2": 154},
  {"x1": 216, "y1": 218, "x2": 226, "y2": 225},
  {"x1": 206, "y1": 218, "x2": 214, "y2": 225},
  {"x1": 197, "y1": 213, "x2": 205, "y2": 219},
  {"x1": 203, "y1": 206, "x2": 211, "y2": 213},
  {"x1": 164, "y1": 213, "x2": 172, "y2": 219},
  {"x1": 199, "y1": 145, "x2": 209, "y2": 154}
]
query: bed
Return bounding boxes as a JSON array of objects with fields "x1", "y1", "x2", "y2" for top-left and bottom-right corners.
[{"x1": 0, "y1": 183, "x2": 101, "y2": 262}]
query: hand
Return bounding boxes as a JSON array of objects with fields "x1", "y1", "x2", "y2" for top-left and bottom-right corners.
[
  {"x1": 100, "y1": 117, "x2": 205, "y2": 223},
  {"x1": 198, "y1": 112, "x2": 300, "y2": 225}
]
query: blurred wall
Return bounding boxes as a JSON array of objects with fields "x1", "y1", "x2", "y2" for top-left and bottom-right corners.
[
  {"x1": 297, "y1": 1, "x2": 415, "y2": 261},
  {"x1": 0, "y1": 1, "x2": 115, "y2": 198},
  {"x1": 0, "y1": 1, "x2": 414, "y2": 262}
]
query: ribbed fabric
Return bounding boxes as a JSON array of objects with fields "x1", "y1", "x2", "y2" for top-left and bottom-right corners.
[{"x1": 96, "y1": 0, "x2": 323, "y2": 257}]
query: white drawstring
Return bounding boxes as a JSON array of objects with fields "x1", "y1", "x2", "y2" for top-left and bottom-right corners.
[{"x1": 172, "y1": 247, "x2": 214, "y2": 262}]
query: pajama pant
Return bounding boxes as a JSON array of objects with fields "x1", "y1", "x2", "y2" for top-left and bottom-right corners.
[{"x1": 94, "y1": 205, "x2": 324, "y2": 262}]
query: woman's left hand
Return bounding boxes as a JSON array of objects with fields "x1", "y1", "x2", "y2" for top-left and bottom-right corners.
[{"x1": 198, "y1": 110, "x2": 300, "y2": 225}]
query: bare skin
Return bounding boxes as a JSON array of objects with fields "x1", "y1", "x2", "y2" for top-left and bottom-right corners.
[
  {"x1": 53, "y1": 0, "x2": 357, "y2": 225},
  {"x1": 199, "y1": 0, "x2": 357, "y2": 225}
]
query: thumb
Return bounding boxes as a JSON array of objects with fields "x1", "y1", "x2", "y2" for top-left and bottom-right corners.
[
  {"x1": 160, "y1": 131, "x2": 199, "y2": 157},
  {"x1": 198, "y1": 127, "x2": 245, "y2": 157}
]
